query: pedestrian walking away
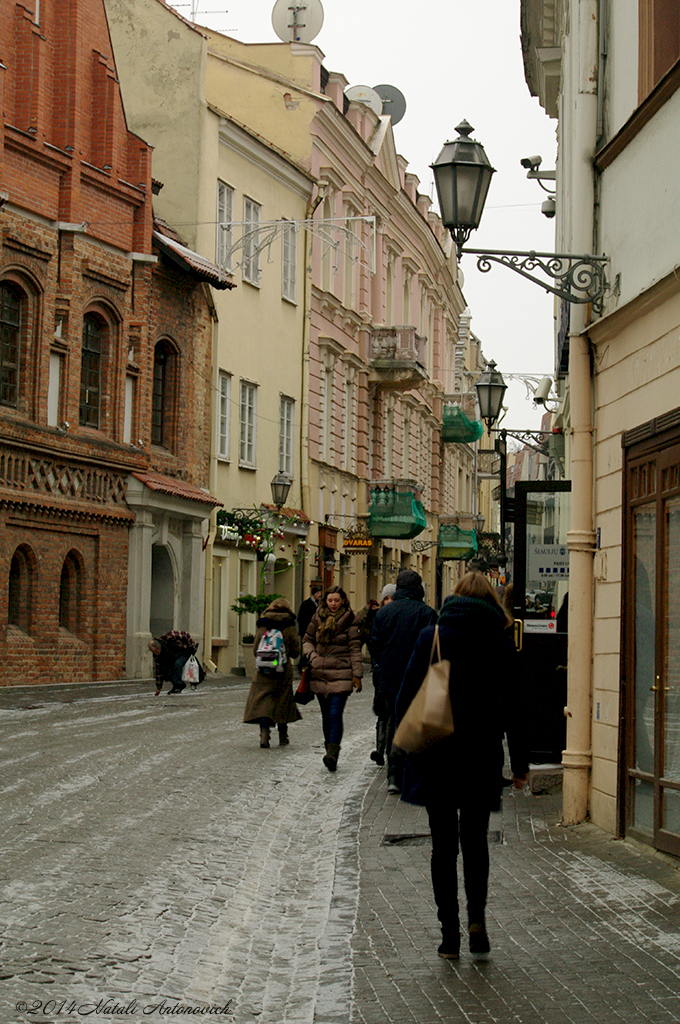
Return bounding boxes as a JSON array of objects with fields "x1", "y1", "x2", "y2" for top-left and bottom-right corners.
[
  {"x1": 396, "y1": 571, "x2": 529, "y2": 961},
  {"x1": 149, "y1": 630, "x2": 202, "y2": 696},
  {"x1": 243, "y1": 598, "x2": 302, "y2": 748},
  {"x1": 366, "y1": 583, "x2": 396, "y2": 767},
  {"x1": 303, "y1": 585, "x2": 363, "y2": 772},
  {"x1": 369, "y1": 570, "x2": 437, "y2": 793}
]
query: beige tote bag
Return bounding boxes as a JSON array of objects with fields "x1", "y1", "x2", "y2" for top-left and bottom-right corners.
[{"x1": 393, "y1": 626, "x2": 453, "y2": 753}]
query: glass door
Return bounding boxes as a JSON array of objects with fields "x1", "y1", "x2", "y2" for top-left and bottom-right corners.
[
  {"x1": 624, "y1": 435, "x2": 680, "y2": 857},
  {"x1": 513, "y1": 481, "x2": 571, "y2": 763}
]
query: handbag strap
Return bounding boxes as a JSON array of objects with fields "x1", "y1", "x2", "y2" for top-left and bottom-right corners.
[{"x1": 429, "y1": 624, "x2": 441, "y2": 664}]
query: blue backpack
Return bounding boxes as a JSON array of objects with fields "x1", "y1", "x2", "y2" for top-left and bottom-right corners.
[{"x1": 255, "y1": 628, "x2": 288, "y2": 674}]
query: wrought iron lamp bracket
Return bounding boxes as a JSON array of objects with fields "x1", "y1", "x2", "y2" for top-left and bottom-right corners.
[
  {"x1": 462, "y1": 248, "x2": 610, "y2": 315},
  {"x1": 411, "y1": 539, "x2": 439, "y2": 552},
  {"x1": 499, "y1": 428, "x2": 550, "y2": 457}
]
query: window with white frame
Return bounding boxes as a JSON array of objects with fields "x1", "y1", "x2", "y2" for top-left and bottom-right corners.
[
  {"x1": 239, "y1": 380, "x2": 257, "y2": 467},
  {"x1": 279, "y1": 395, "x2": 294, "y2": 476},
  {"x1": 281, "y1": 221, "x2": 297, "y2": 303},
  {"x1": 218, "y1": 371, "x2": 231, "y2": 459},
  {"x1": 243, "y1": 198, "x2": 261, "y2": 285},
  {"x1": 217, "y1": 181, "x2": 234, "y2": 272}
]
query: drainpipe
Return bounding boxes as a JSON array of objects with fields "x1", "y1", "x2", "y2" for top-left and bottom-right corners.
[
  {"x1": 300, "y1": 185, "x2": 326, "y2": 584},
  {"x1": 203, "y1": 293, "x2": 220, "y2": 674},
  {"x1": 562, "y1": 0, "x2": 599, "y2": 825}
]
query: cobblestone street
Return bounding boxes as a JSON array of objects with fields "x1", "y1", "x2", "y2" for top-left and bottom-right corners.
[{"x1": 2, "y1": 678, "x2": 680, "y2": 1024}]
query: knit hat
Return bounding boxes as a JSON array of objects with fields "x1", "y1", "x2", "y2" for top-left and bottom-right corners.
[{"x1": 381, "y1": 584, "x2": 397, "y2": 601}]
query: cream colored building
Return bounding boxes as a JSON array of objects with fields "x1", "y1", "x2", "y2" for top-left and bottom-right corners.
[
  {"x1": 522, "y1": 0, "x2": 680, "y2": 858},
  {"x1": 199, "y1": 27, "x2": 475, "y2": 610}
]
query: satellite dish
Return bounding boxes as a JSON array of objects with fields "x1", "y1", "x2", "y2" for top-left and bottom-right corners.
[
  {"x1": 272, "y1": 0, "x2": 324, "y2": 44},
  {"x1": 374, "y1": 84, "x2": 407, "y2": 126},
  {"x1": 345, "y1": 85, "x2": 383, "y2": 117}
]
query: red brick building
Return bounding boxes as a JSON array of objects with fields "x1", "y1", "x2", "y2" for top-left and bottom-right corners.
[{"x1": 0, "y1": 0, "x2": 230, "y2": 684}]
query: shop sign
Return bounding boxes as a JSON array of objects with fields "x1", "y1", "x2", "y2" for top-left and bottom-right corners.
[{"x1": 528, "y1": 544, "x2": 569, "y2": 583}]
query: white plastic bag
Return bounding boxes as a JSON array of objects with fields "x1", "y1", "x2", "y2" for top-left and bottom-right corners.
[{"x1": 181, "y1": 654, "x2": 201, "y2": 684}]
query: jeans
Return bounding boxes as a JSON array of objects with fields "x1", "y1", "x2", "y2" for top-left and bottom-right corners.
[
  {"x1": 426, "y1": 796, "x2": 491, "y2": 935},
  {"x1": 316, "y1": 693, "x2": 349, "y2": 746}
]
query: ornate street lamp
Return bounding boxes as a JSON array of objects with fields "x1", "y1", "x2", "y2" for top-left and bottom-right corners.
[
  {"x1": 431, "y1": 121, "x2": 496, "y2": 257},
  {"x1": 270, "y1": 472, "x2": 292, "y2": 510},
  {"x1": 475, "y1": 360, "x2": 507, "y2": 433},
  {"x1": 432, "y1": 122, "x2": 610, "y2": 314}
]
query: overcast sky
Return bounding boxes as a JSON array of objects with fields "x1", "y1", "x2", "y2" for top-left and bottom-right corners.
[{"x1": 168, "y1": 0, "x2": 558, "y2": 428}]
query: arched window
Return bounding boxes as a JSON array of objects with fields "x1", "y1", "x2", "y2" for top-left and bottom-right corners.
[
  {"x1": 0, "y1": 283, "x2": 22, "y2": 408},
  {"x1": 59, "y1": 550, "x2": 84, "y2": 634},
  {"x1": 151, "y1": 340, "x2": 177, "y2": 450},
  {"x1": 80, "y1": 314, "x2": 105, "y2": 428},
  {"x1": 8, "y1": 545, "x2": 35, "y2": 633}
]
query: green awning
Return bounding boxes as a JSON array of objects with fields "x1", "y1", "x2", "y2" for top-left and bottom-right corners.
[
  {"x1": 368, "y1": 489, "x2": 427, "y2": 540},
  {"x1": 442, "y1": 404, "x2": 484, "y2": 444},
  {"x1": 438, "y1": 523, "x2": 478, "y2": 560}
]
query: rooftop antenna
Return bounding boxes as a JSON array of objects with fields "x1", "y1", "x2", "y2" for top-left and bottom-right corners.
[{"x1": 272, "y1": 0, "x2": 324, "y2": 43}]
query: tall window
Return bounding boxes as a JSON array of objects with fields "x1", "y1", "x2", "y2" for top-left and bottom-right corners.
[
  {"x1": 343, "y1": 379, "x2": 355, "y2": 473},
  {"x1": 217, "y1": 180, "x2": 234, "y2": 272},
  {"x1": 59, "y1": 551, "x2": 83, "y2": 635},
  {"x1": 218, "y1": 371, "x2": 231, "y2": 459},
  {"x1": 0, "y1": 284, "x2": 21, "y2": 408},
  {"x1": 402, "y1": 404, "x2": 412, "y2": 477},
  {"x1": 151, "y1": 341, "x2": 173, "y2": 448},
  {"x1": 243, "y1": 198, "x2": 261, "y2": 285},
  {"x1": 281, "y1": 221, "x2": 297, "y2": 303},
  {"x1": 239, "y1": 380, "x2": 257, "y2": 467},
  {"x1": 80, "y1": 314, "x2": 103, "y2": 428},
  {"x1": 8, "y1": 545, "x2": 34, "y2": 633},
  {"x1": 279, "y1": 395, "x2": 294, "y2": 476},
  {"x1": 321, "y1": 365, "x2": 334, "y2": 463}
]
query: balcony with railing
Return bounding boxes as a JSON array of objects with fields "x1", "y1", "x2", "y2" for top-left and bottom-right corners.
[{"x1": 368, "y1": 326, "x2": 428, "y2": 391}]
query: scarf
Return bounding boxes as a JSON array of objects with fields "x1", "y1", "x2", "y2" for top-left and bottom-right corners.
[{"x1": 316, "y1": 605, "x2": 347, "y2": 644}]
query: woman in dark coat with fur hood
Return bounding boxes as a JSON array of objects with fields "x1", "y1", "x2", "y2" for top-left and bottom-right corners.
[
  {"x1": 243, "y1": 598, "x2": 301, "y2": 749},
  {"x1": 395, "y1": 572, "x2": 529, "y2": 961},
  {"x1": 303, "y1": 585, "x2": 363, "y2": 772}
]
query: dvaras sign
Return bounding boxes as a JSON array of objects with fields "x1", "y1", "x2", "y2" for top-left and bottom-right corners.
[{"x1": 343, "y1": 537, "x2": 373, "y2": 552}]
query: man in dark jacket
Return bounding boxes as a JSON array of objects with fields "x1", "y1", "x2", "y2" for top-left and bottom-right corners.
[
  {"x1": 369, "y1": 569, "x2": 437, "y2": 793},
  {"x1": 297, "y1": 584, "x2": 322, "y2": 669}
]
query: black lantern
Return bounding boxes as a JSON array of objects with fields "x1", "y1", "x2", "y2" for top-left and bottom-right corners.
[
  {"x1": 475, "y1": 361, "x2": 507, "y2": 432},
  {"x1": 431, "y1": 120, "x2": 496, "y2": 256},
  {"x1": 270, "y1": 472, "x2": 292, "y2": 510}
]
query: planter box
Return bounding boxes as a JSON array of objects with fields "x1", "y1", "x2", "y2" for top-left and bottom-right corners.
[{"x1": 242, "y1": 646, "x2": 257, "y2": 680}]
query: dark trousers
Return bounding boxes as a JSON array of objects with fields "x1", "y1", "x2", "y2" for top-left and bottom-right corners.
[
  {"x1": 316, "y1": 693, "x2": 349, "y2": 746},
  {"x1": 425, "y1": 797, "x2": 491, "y2": 936}
]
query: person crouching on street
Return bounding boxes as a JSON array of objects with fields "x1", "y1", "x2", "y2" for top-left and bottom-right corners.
[
  {"x1": 149, "y1": 630, "x2": 200, "y2": 696},
  {"x1": 303, "y1": 585, "x2": 362, "y2": 772},
  {"x1": 396, "y1": 572, "x2": 529, "y2": 961},
  {"x1": 243, "y1": 598, "x2": 301, "y2": 749}
]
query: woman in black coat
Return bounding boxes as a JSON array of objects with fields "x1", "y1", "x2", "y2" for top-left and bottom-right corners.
[{"x1": 395, "y1": 572, "x2": 529, "y2": 961}]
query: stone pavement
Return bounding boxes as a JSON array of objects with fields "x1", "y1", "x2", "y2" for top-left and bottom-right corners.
[{"x1": 1, "y1": 677, "x2": 680, "y2": 1024}]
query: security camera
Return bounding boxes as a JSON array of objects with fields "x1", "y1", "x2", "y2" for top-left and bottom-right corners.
[
  {"x1": 541, "y1": 197, "x2": 556, "y2": 218},
  {"x1": 534, "y1": 377, "x2": 553, "y2": 405},
  {"x1": 520, "y1": 155, "x2": 543, "y2": 170}
]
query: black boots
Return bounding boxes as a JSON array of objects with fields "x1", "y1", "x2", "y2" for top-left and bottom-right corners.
[
  {"x1": 370, "y1": 719, "x2": 387, "y2": 766},
  {"x1": 323, "y1": 742, "x2": 340, "y2": 772},
  {"x1": 259, "y1": 725, "x2": 270, "y2": 748},
  {"x1": 278, "y1": 724, "x2": 289, "y2": 746}
]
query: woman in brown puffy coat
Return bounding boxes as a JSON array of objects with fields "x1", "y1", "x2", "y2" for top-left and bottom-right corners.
[
  {"x1": 243, "y1": 598, "x2": 301, "y2": 749},
  {"x1": 303, "y1": 585, "x2": 363, "y2": 772}
]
